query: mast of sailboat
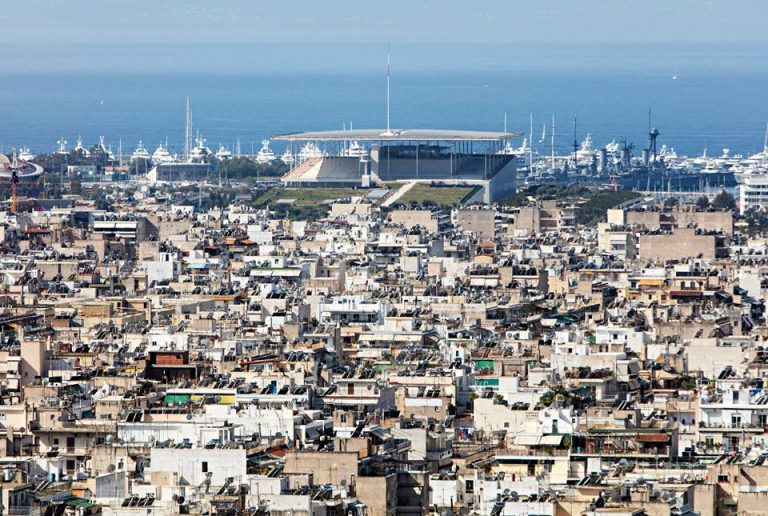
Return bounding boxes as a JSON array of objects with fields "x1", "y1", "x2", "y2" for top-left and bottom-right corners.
[
  {"x1": 763, "y1": 121, "x2": 768, "y2": 167},
  {"x1": 184, "y1": 97, "x2": 192, "y2": 162},
  {"x1": 572, "y1": 115, "x2": 578, "y2": 164},
  {"x1": 529, "y1": 113, "x2": 534, "y2": 174},
  {"x1": 551, "y1": 114, "x2": 556, "y2": 170},
  {"x1": 118, "y1": 138, "x2": 122, "y2": 167}
]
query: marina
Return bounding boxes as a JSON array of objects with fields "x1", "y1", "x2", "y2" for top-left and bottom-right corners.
[{"x1": 8, "y1": 114, "x2": 764, "y2": 201}]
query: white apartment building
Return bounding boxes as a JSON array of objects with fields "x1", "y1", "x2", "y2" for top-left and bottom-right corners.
[{"x1": 739, "y1": 174, "x2": 768, "y2": 214}]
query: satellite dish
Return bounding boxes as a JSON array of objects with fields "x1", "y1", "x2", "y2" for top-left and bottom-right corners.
[
  {"x1": 340, "y1": 479, "x2": 347, "y2": 487},
  {"x1": 107, "y1": 464, "x2": 116, "y2": 473}
]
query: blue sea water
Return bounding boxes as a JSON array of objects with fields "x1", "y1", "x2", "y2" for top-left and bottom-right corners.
[{"x1": 1, "y1": 69, "x2": 767, "y2": 158}]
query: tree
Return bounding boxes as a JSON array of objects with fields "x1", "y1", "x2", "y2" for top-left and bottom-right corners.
[
  {"x1": 712, "y1": 190, "x2": 736, "y2": 211},
  {"x1": 695, "y1": 196, "x2": 709, "y2": 210}
]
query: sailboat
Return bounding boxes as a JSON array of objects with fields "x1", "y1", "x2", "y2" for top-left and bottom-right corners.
[{"x1": 538, "y1": 123, "x2": 547, "y2": 144}]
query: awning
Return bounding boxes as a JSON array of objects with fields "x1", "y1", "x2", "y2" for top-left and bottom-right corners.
[
  {"x1": 540, "y1": 435, "x2": 564, "y2": 446},
  {"x1": 65, "y1": 498, "x2": 94, "y2": 509},
  {"x1": 515, "y1": 435, "x2": 541, "y2": 446},
  {"x1": 635, "y1": 433, "x2": 670, "y2": 443}
]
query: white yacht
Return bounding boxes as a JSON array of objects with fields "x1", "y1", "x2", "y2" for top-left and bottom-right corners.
[
  {"x1": 18, "y1": 147, "x2": 35, "y2": 161},
  {"x1": 657, "y1": 144, "x2": 678, "y2": 161},
  {"x1": 131, "y1": 140, "x2": 151, "y2": 161},
  {"x1": 745, "y1": 123, "x2": 768, "y2": 167},
  {"x1": 343, "y1": 141, "x2": 368, "y2": 158},
  {"x1": 576, "y1": 134, "x2": 594, "y2": 163},
  {"x1": 604, "y1": 139, "x2": 620, "y2": 155},
  {"x1": 498, "y1": 137, "x2": 535, "y2": 169},
  {"x1": 55, "y1": 138, "x2": 69, "y2": 155},
  {"x1": 106, "y1": 143, "x2": 117, "y2": 163},
  {"x1": 280, "y1": 148, "x2": 295, "y2": 166},
  {"x1": 216, "y1": 144, "x2": 233, "y2": 161},
  {"x1": 256, "y1": 139, "x2": 277, "y2": 164},
  {"x1": 91, "y1": 137, "x2": 116, "y2": 163},
  {"x1": 152, "y1": 142, "x2": 176, "y2": 164},
  {"x1": 74, "y1": 137, "x2": 90, "y2": 157},
  {"x1": 189, "y1": 136, "x2": 212, "y2": 162},
  {"x1": 297, "y1": 142, "x2": 323, "y2": 163}
]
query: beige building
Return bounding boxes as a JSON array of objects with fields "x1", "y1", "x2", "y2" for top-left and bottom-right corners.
[{"x1": 638, "y1": 228, "x2": 724, "y2": 262}]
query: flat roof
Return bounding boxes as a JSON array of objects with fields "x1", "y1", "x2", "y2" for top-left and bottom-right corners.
[{"x1": 273, "y1": 129, "x2": 523, "y2": 142}]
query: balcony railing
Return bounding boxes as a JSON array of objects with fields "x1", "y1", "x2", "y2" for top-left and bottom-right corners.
[
  {"x1": 496, "y1": 447, "x2": 570, "y2": 458},
  {"x1": 8, "y1": 507, "x2": 42, "y2": 516}
]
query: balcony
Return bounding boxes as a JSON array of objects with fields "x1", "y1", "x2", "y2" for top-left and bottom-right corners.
[
  {"x1": 698, "y1": 423, "x2": 767, "y2": 433},
  {"x1": 571, "y1": 446, "x2": 671, "y2": 458},
  {"x1": 496, "y1": 447, "x2": 570, "y2": 459}
]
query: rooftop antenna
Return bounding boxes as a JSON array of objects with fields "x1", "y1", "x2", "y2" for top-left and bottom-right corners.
[{"x1": 384, "y1": 44, "x2": 393, "y2": 136}]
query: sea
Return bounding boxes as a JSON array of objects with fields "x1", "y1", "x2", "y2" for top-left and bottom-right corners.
[{"x1": 1, "y1": 43, "x2": 767, "y2": 158}]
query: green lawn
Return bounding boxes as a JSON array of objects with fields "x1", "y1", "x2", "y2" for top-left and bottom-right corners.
[
  {"x1": 253, "y1": 187, "x2": 363, "y2": 207},
  {"x1": 395, "y1": 184, "x2": 476, "y2": 207}
]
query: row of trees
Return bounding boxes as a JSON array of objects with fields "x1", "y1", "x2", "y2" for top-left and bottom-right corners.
[
  {"x1": 216, "y1": 157, "x2": 288, "y2": 180},
  {"x1": 664, "y1": 190, "x2": 737, "y2": 211}
]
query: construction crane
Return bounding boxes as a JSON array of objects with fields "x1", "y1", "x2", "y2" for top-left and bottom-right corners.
[
  {"x1": 10, "y1": 152, "x2": 19, "y2": 214},
  {"x1": 0, "y1": 151, "x2": 22, "y2": 214}
]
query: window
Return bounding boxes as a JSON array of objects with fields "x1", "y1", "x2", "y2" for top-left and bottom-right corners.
[
  {"x1": 347, "y1": 383, "x2": 354, "y2": 395},
  {"x1": 733, "y1": 391, "x2": 740, "y2": 403},
  {"x1": 202, "y1": 461, "x2": 208, "y2": 473},
  {"x1": 465, "y1": 480, "x2": 474, "y2": 493},
  {"x1": 718, "y1": 474, "x2": 729, "y2": 482},
  {"x1": 732, "y1": 414, "x2": 742, "y2": 426}
]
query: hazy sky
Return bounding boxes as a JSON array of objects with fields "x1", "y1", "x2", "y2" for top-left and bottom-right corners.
[{"x1": 2, "y1": 0, "x2": 767, "y2": 72}]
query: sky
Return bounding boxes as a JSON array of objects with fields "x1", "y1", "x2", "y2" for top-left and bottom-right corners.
[{"x1": 2, "y1": 0, "x2": 767, "y2": 72}]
